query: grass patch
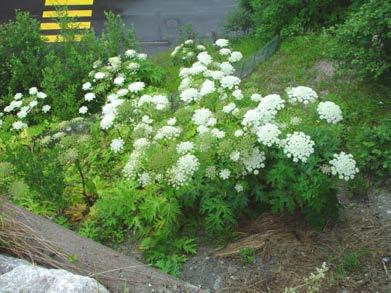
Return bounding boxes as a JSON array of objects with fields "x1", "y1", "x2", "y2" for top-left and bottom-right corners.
[{"x1": 244, "y1": 33, "x2": 391, "y2": 159}]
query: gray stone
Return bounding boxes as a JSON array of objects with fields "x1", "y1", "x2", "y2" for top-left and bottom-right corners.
[
  {"x1": 0, "y1": 255, "x2": 30, "y2": 275},
  {"x1": 0, "y1": 255, "x2": 109, "y2": 293}
]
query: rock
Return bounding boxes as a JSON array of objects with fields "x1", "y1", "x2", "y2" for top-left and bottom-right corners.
[
  {"x1": 0, "y1": 255, "x2": 109, "y2": 293},
  {"x1": 0, "y1": 255, "x2": 30, "y2": 275},
  {"x1": 213, "y1": 276, "x2": 222, "y2": 290}
]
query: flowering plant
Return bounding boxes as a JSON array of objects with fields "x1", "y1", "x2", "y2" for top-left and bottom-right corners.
[
  {"x1": 79, "y1": 39, "x2": 358, "y2": 232},
  {"x1": 0, "y1": 88, "x2": 50, "y2": 131}
]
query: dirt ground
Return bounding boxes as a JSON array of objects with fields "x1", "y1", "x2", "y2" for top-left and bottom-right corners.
[{"x1": 179, "y1": 181, "x2": 391, "y2": 292}]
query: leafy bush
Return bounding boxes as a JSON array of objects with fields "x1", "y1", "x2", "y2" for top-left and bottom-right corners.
[
  {"x1": 79, "y1": 38, "x2": 358, "y2": 236},
  {"x1": 0, "y1": 10, "x2": 139, "y2": 120},
  {"x1": 355, "y1": 117, "x2": 391, "y2": 179},
  {"x1": 330, "y1": 0, "x2": 391, "y2": 80},
  {"x1": 0, "y1": 12, "x2": 46, "y2": 99},
  {"x1": 225, "y1": 0, "x2": 254, "y2": 35},
  {"x1": 228, "y1": 0, "x2": 353, "y2": 39}
]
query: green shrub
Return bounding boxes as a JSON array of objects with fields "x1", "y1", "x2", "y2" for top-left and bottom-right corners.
[
  {"x1": 0, "y1": 12, "x2": 46, "y2": 98},
  {"x1": 330, "y1": 0, "x2": 391, "y2": 80},
  {"x1": 229, "y1": 0, "x2": 353, "y2": 39},
  {"x1": 0, "y1": 10, "x2": 139, "y2": 120},
  {"x1": 355, "y1": 117, "x2": 391, "y2": 179}
]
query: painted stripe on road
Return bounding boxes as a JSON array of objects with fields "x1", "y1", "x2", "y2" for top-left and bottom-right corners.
[
  {"x1": 42, "y1": 34, "x2": 83, "y2": 42},
  {"x1": 40, "y1": 21, "x2": 91, "y2": 30},
  {"x1": 41, "y1": 0, "x2": 94, "y2": 42},
  {"x1": 42, "y1": 10, "x2": 92, "y2": 18},
  {"x1": 45, "y1": 0, "x2": 93, "y2": 6}
]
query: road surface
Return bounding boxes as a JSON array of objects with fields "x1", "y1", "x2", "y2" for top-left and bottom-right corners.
[{"x1": 0, "y1": 0, "x2": 236, "y2": 52}]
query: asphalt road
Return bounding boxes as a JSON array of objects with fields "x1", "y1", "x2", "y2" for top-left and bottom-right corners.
[{"x1": 1, "y1": 0, "x2": 236, "y2": 52}]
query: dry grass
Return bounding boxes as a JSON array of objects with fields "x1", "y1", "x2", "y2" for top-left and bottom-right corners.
[
  {"x1": 214, "y1": 207, "x2": 391, "y2": 292},
  {"x1": 0, "y1": 215, "x2": 82, "y2": 274}
]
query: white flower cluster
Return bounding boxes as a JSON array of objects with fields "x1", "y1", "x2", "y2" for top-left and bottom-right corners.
[
  {"x1": 168, "y1": 154, "x2": 200, "y2": 188},
  {"x1": 192, "y1": 108, "x2": 216, "y2": 133},
  {"x1": 88, "y1": 39, "x2": 355, "y2": 192},
  {"x1": 242, "y1": 148, "x2": 266, "y2": 175},
  {"x1": 176, "y1": 141, "x2": 194, "y2": 154},
  {"x1": 110, "y1": 138, "x2": 124, "y2": 153},
  {"x1": 329, "y1": 152, "x2": 359, "y2": 181},
  {"x1": 256, "y1": 123, "x2": 281, "y2": 147},
  {"x1": 317, "y1": 101, "x2": 343, "y2": 124},
  {"x1": 100, "y1": 96, "x2": 124, "y2": 130},
  {"x1": 1, "y1": 88, "x2": 50, "y2": 131},
  {"x1": 286, "y1": 86, "x2": 318, "y2": 105},
  {"x1": 171, "y1": 40, "x2": 207, "y2": 63},
  {"x1": 154, "y1": 125, "x2": 182, "y2": 141},
  {"x1": 283, "y1": 132, "x2": 315, "y2": 163},
  {"x1": 138, "y1": 94, "x2": 169, "y2": 110},
  {"x1": 80, "y1": 48, "x2": 148, "y2": 118}
]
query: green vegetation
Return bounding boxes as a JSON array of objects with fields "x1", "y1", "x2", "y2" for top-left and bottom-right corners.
[
  {"x1": 239, "y1": 247, "x2": 256, "y2": 264},
  {"x1": 229, "y1": 0, "x2": 391, "y2": 80},
  {"x1": 0, "y1": 3, "x2": 389, "y2": 279}
]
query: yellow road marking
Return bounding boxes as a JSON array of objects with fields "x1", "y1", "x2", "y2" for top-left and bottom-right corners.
[
  {"x1": 42, "y1": 10, "x2": 93, "y2": 18},
  {"x1": 45, "y1": 0, "x2": 94, "y2": 6},
  {"x1": 42, "y1": 34, "x2": 83, "y2": 42},
  {"x1": 40, "y1": 22, "x2": 91, "y2": 30}
]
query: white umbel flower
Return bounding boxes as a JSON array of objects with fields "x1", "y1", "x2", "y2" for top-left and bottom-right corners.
[
  {"x1": 232, "y1": 89, "x2": 243, "y2": 100},
  {"x1": 200, "y1": 80, "x2": 215, "y2": 96},
  {"x1": 242, "y1": 148, "x2": 266, "y2": 175},
  {"x1": 219, "y1": 169, "x2": 231, "y2": 180},
  {"x1": 329, "y1": 152, "x2": 359, "y2": 181},
  {"x1": 192, "y1": 108, "x2": 215, "y2": 126},
  {"x1": 256, "y1": 123, "x2": 281, "y2": 147},
  {"x1": 259, "y1": 94, "x2": 285, "y2": 113},
  {"x1": 79, "y1": 106, "x2": 88, "y2": 114},
  {"x1": 37, "y1": 92, "x2": 47, "y2": 100},
  {"x1": 82, "y1": 82, "x2": 92, "y2": 91},
  {"x1": 222, "y1": 102, "x2": 237, "y2": 114},
  {"x1": 235, "y1": 183, "x2": 244, "y2": 192},
  {"x1": 168, "y1": 154, "x2": 200, "y2": 188},
  {"x1": 234, "y1": 129, "x2": 244, "y2": 137},
  {"x1": 14, "y1": 93, "x2": 23, "y2": 100},
  {"x1": 317, "y1": 101, "x2": 343, "y2": 124},
  {"x1": 167, "y1": 117, "x2": 177, "y2": 126},
  {"x1": 180, "y1": 88, "x2": 199, "y2": 103},
  {"x1": 94, "y1": 72, "x2": 106, "y2": 80},
  {"x1": 176, "y1": 141, "x2": 194, "y2": 154},
  {"x1": 219, "y1": 48, "x2": 231, "y2": 56},
  {"x1": 29, "y1": 100, "x2": 38, "y2": 108},
  {"x1": 283, "y1": 132, "x2": 315, "y2": 163},
  {"x1": 108, "y1": 56, "x2": 121, "y2": 68},
  {"x1": 220, "y1": 62, "x2": 234, "y2": 75},
  {"x1": 128, "y1": 81, "x2": 145, "y2": 93},
  {"x1": 29, "y1": 87, "x2": 38, "y2": 95},
  {"x1": 12, "y1": 121, "x2": 28, "y2": 130},
  {"x1": 230, "y1": 151, "x2": 240, "y2": 162},
  {"x1": 211, "y1": 128, "x2": 225, "y2": 139},
  {"x1": 84, "y1": 92, "x2": 96, "y2": 102},
  {"x1": 197, "y1": 52, "x2": 213, "y2": 65},
  {"x1": 42, "y1": 105, "x2": 51, "y2": 113},
  {"x1": 17, "y1": 107, "x2": 29, "y2": 119},
  {"x1": 215, "y1": 39, "x2": 229, "y2": 47},
  {"x1": 113, "y1": 76, "x2": 125, "y2": 86},
  {"x1": 251, "y1": 94, "x2": 263, "y2": 102},
  {"x1": 286, "y1": 86, "x2": 318, "y2": 105},
  {"x1": 228, "y1": 51, "x2": 243, "y2": 63},
  {"x1": 154, "y1": 126, "x2": 182, "y2": 141},
  {"x1": 125, "y1": 49, "x2": 137, "y2": 58},
  {"x1": 220, "y1": 76, "x2": 240, "y2": 89},
  {"x1": 110, "y1": 138, "x2": 124, "y2": 153}
]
